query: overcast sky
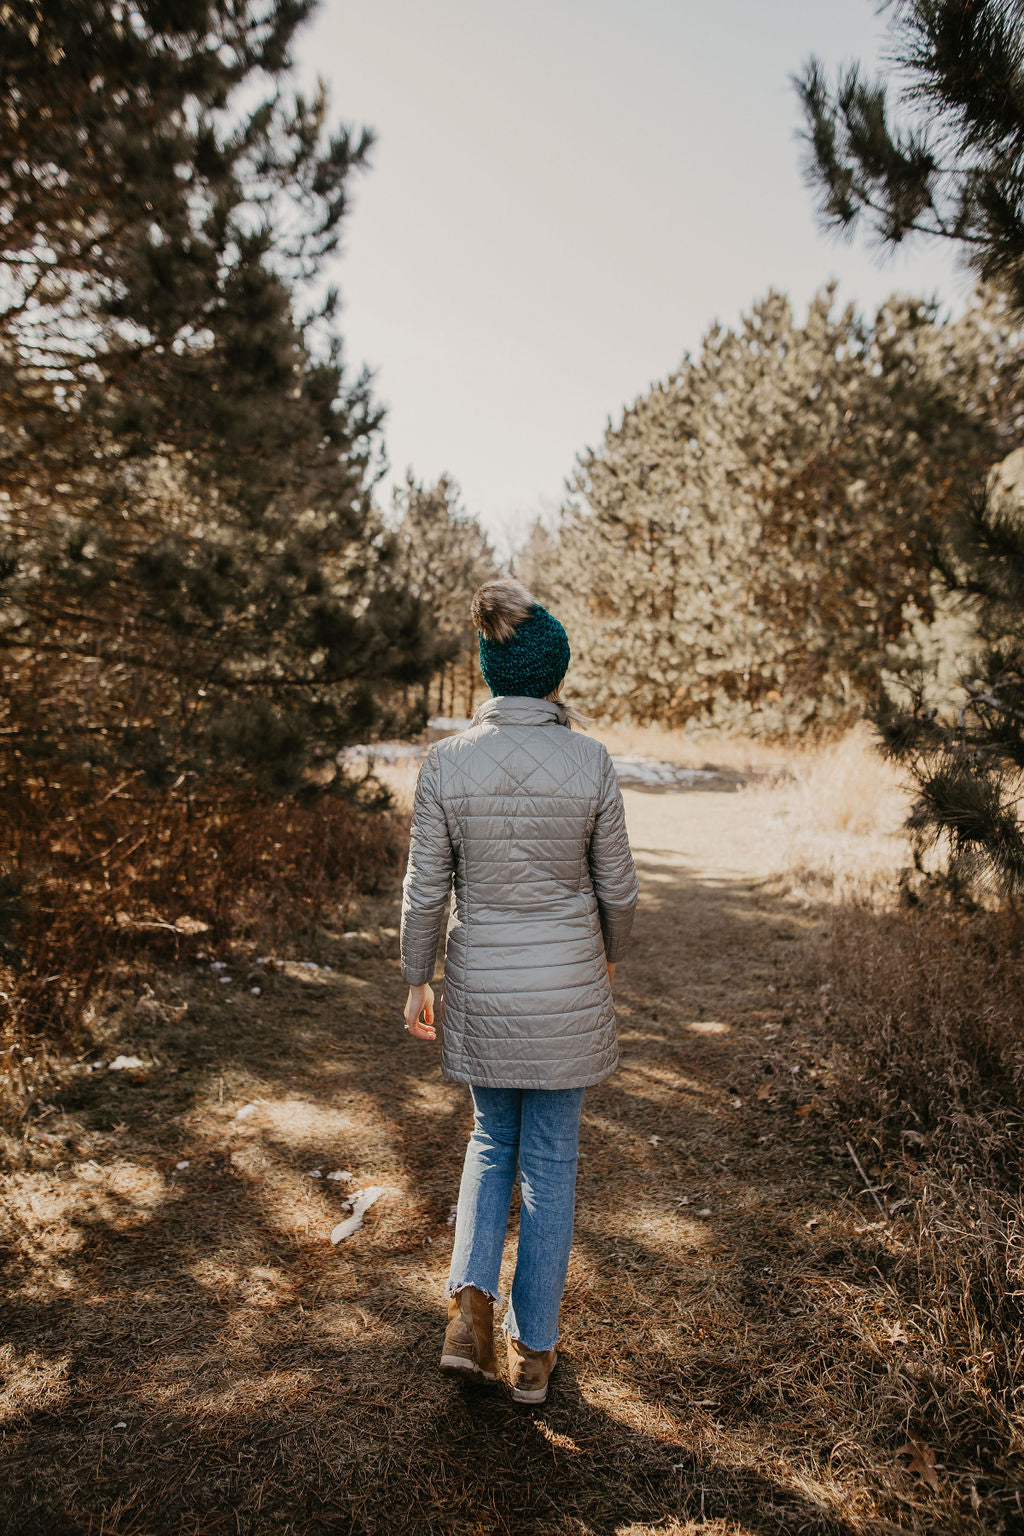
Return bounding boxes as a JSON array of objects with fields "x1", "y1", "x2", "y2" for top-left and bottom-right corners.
[{"x1": 297, "y1": 0, "x2": 967, "y2": 553}]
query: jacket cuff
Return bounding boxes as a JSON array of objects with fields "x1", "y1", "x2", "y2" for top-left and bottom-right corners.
[
  {"x1": 402, "y1": 960, "x2": 435, "y2": 986},
  {"x1": 600, "y1": 908, "x2": 636, "y2": 962}
]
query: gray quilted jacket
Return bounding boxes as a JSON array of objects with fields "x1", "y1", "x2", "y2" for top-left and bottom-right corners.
[{"x1": 400, "y1": 694, "x2": 639, "y2": 1089}]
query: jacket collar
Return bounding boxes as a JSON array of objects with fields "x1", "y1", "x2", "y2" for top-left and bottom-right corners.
[{"x1": 472, "y1": 694, "x2": 569, "y2": 728}]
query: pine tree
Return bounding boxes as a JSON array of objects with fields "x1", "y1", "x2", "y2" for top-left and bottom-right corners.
[
  {"x1": 0, "y1": 0, "x2": 441, "y2": 794},
  {"x1": 510, "y1": 517, "x2": 559, "y2": 608},
  {"x1": 388, "y1": 472, "x2": 499, "y2": 718},
  {"x1": 552, "y1": 286, "x2": 1023, "y2": 732},
  {"x1": 796, "y1": 0, "x2": 1024, "y2": 894}
]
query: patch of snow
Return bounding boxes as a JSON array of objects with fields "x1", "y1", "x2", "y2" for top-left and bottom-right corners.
[
  {"x1": 330, "y1": 1185, "x2": 387, "y2": 1244},
  {"x1": 308, "y1": 1169, "x2": 322, "y2": 1178},
  {"x1": 338, "y1": 740, "x2": 425, "y2": 766},
  {"x1": 610, "y1": 755, "x2": 717, "y2": 788},
  {"x1": 326, "y1": 1170, "x2": 352, "y2": 1182},
  {"x1": 210, "y1": 961, "x2": 227, "y2": 971},
  {"x1": 107, "y1": 1055, "x2": 144, "y2": 1072},
  {"x1": 699, "y1": 1208, "x2": 713, "y2": 1216},
  {"x1": 648, "y1": 1135, "x2": 661, "y2": 1146},
  {"x1": 250, "y1": 986, "x2": 261, "y2": 996},
  {"x1": 446, "y1": 1204, "x2": 458, "y2": 1226},
  {"x1": 234, "y1": 1103, "x2": 257, "y2": 1121},
  {"x1": 218, "y1": 976, "x2": 232, "y2": 984},
  {"x1": 113, "y1": 1421, "x2": 127, "y2": 1430},
  {"x1": 428, "y1": 715, "x2": 471, "y2": 733},
  {"x1": 175, "y1": 1160, "x2": 190, "y2": 1170},
  {"x1": 256, "y1": 955, "x2": 271, "y2": 965}
]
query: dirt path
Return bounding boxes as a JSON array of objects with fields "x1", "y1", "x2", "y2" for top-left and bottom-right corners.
[{"x1": 1, "y1": 785, "x2": 948, "y2": 1536}]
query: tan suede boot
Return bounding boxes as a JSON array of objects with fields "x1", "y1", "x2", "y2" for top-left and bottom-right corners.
[
  {"x1": 506, "y1": 1334, "x2": 558, "y2": 1404},
  {"x1": 440, "y1": 1287, "x2": 498, "y2": 1382}
]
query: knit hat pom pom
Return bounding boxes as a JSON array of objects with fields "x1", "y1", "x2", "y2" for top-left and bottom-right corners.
[
  {"x1": 471, "y1": 579, "x2": 536, "y2": 644},
  {"x1": 474, "y1": 580, "x2": 571, "y2": 701}
]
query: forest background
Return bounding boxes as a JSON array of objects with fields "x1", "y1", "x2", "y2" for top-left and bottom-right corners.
[{"x1": 2, "y1": 2, "x2": 1024, "y2": 1531}]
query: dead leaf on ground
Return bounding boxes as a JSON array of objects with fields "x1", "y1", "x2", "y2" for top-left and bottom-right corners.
[{"x1": 897, "y1": 1436, "x2": 940, "y2": 1490}]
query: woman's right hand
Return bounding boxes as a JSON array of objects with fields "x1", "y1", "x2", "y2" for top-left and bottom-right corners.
[{"x1": 404, "y1": 982, "x2": 437, "y2": 1041}]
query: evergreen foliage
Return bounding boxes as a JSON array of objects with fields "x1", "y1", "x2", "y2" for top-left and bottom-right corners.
[
  {"x1": 551, "y1": 285, "x2": 1024, "y2": 733},
  {"x1": 0, "y1": 0, "x2": 443, "y2": 794},
  {"x1": 510, "y1": 518, "x2": 559, "y2": 608},
  {"x1": 388, "y1": 472, "x2": 499, "y2": 717},
  {"x1": 797, "y1": 0, "x2": 1024, "y2": 895}
]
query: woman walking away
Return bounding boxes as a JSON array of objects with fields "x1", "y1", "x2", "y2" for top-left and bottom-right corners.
[{"x1": 399, "y1": 579, "x2": 639, "y2": 1404}]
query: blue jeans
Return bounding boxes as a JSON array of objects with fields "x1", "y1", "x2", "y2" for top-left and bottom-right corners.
[{"x1": 447, "y1": 1085, "x2": 586, "y2": 1353}]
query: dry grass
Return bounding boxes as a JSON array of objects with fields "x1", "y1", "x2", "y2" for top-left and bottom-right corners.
[
  {"x1": 0, "y1": 767, "x2": 405, "y2": 1061},
  {"x1": 738, "y1": 723, "x2": 913, "y2": 900},
  {"x1": 588, "y1": 721, "x2": 795, "y2": 779},
  {"x1": 735, "y1": 728, "x2": 1024, "y2": 1525},
  {"x1": 794, "y1": 902, "x2": 1024, "y2": 1526},
  {"x1": 366, "y1": 755, "x2": 421, "y2": 814}
]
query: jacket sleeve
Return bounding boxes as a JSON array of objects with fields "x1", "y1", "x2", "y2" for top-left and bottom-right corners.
[
  {"x1": 400, "y1": 747, "x2": 455, "y2": 985},
  {"x1": 588, "y1": 747, "x2": 639, "y2": 962}
]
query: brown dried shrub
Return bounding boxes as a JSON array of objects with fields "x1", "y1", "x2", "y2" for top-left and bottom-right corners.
[
  {"x1": 817, "y1": 900, "x2": 1024, "y2": 1473},
  {"x1": 0, "y1": 764, "x2": 405, "y2": 1053}
]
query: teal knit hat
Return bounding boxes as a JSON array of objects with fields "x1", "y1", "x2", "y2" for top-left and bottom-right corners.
[{"x1": 477, "y1": 597, "x2": 571, "y2": 700}]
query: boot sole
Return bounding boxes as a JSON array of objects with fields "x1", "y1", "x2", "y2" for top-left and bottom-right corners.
[
  {"x1": 508, "y1": 1348, "x2": 557, "y2": 1404},
  {"x1": 440, "y1": 1354, "x2": 497, "y2": 1382},
  {"x1": 509, "y1": 1382, "x2": 549, "y2": 1404}
]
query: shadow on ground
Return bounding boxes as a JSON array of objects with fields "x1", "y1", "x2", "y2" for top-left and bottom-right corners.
[{"x1": 0, "y1": 843, "x2": 978, "y2": 1535}]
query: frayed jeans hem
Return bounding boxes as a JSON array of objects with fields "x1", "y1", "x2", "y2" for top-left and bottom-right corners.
[
  {"x1": 446, "y1": 1280, "x2": 501, "y2": 1304},
  {"x1": 502, "y1": 1316, "x2": 559, "y2": 1353}
]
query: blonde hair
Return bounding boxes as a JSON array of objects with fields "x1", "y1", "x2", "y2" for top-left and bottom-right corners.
[{"x1": 471, "y1": 578, "x2": 593, "y2": 729}]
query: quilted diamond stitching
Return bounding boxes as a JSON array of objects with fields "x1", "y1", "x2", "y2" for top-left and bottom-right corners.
[{"x1": 445, "y1": 728, "x2": 597, "y2": 801}]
